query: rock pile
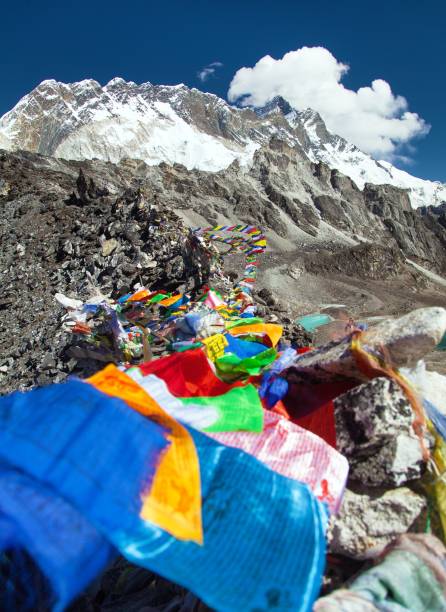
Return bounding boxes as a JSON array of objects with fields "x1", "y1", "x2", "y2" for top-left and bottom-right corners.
[
  {"x1": 0, "y1": 166, "x2": 211, "y2": 393},
  {"x1": 279, "y1": 307, "x2": 446, "y2": 598}
]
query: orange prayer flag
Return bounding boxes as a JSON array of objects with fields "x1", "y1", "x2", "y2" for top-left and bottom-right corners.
[
  {"x1": 158, "y1": 294, "x2": 183, "y2": 307},
  {"x1": 127, "y1": 289, "x2": 152, "y2": 302},
  {"x1": 228, "y1": 323, "x2": 283, "y2": 347},
  {"x1": 88, "y1": 365, "x2": 203, "y2": 544}
]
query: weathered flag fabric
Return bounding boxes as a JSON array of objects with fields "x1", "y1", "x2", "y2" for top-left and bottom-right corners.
[
  {"x1": 114, "y1": 427, "x2": 328, "y2": 612},
  {"x1": 0, "y1": 466, "x2": 115, "y2": 612},
  {"x1": 208, "y1": 410, "x2": 349, "y2": 513},
  {"x1": 0, "y1": 378, "x2": 328, "y2": 612}
]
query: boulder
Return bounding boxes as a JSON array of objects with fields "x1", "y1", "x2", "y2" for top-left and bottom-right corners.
[
  {"x1": 281, "y1": 322, "x2": 313, "y2": 348},
  {"x1": 317, "y1": 533, "x2": 446, "y2": 611},
  {"x1": 257, "y1": 287, "x2": 276, "y2": 306},
  {"x1": 284, "y1": 307, "x2": 446, "y2": 384},
  {"x1": 328, "y1": 487, "x2": 426, "y2": 560},
  {"x1": 334, "y1": 377, "x2": 428, "y2": 486}
]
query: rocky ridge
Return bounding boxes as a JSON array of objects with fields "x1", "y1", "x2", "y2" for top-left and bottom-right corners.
[{"x1": 3, "y1": 133, "x2": 446, "y2": 272}]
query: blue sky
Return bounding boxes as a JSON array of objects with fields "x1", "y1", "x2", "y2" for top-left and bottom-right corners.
[{"x1": 0, "y1": 0, "x2": 444, "y2": 181}]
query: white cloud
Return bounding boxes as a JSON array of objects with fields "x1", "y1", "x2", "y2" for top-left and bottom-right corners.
[
  {"x1": 197, "y1": 61, "x2": 223, "y2": 82},
  {"x1": 228, "y1": 47, "x2": 430, "y2": 159}
]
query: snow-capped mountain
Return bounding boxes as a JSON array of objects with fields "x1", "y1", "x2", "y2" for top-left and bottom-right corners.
[
  {"x1": 0, "y1": 78, "x2": 444, "y2": 209},
  {"x1": 289, "y1": 107, "x2": 446, "y2": 210}
]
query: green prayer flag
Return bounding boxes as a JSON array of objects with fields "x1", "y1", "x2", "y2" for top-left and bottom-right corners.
[
  {"x1": 215, "y1": 348, "x2": 277, "y2": 380},
  {"x1": 179, "y1": 384, "x2": 264, "y2": 433},
  {"x1": 225, "y1": 317, "x2": 264, "y2": 330},
  {"x1": 172, "y1": 342, "x2": 203, "y2": 353},
  {"x1": 149, "y1": 293, "x2": 171, "y2": 304}
]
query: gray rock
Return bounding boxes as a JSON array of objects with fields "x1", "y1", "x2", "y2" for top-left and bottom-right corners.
[
  {"x1": 328, "y1": 487, "x2": 426, "y2": 560},
  {"x1": 102, "y1": 238, "x2": 119, "y2": 257},
  {"x1": 139, "y1": 252, "x2": 157, "y2": 269},
  {"x1": 0, "y1": 178, "x2": 10, "y2": 196},
  {"x1": 334, "y1": 377, "x2": 428, "y2": 486},
  {"x1": 284, "y1": 307, "x2": 446, "y2": 384},
  {"x1": 41, "y1": 354, "x2": 57, "y2": 370},
  {"x1": 257, "y1": 287, "x2": 276, "y2": 306},
  {"x1": 281, "y1": 321, "x2": 313, "y2": 348},
  {"x1": 287, "y1": 262, "x2": 305, "y2": 279},
  {"x1": 63, "y1": 240, "x2": 73, "y2": 255}
]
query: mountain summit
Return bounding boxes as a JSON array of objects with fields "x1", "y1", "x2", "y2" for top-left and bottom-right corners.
[{"x1": 0, "y1": 78, "x2": 444, "y2": 209}]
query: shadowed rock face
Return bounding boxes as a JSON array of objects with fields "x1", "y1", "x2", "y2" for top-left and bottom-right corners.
[
  {"x1": 334, "y1": 377, "x2": 429, "y2": 487},
  {"x1": 303, "y1": 243, "x2": 406, "y2": 280}
]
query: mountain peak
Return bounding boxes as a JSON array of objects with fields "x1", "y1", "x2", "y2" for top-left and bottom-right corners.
[
  {"x1": 255, "y1": 96, "x2": 294, "y2": 118},
  {"x1": 105, "y1": 77, "x2": 137, "y2": 88},
  {"x1": 298, "y1": 107, "x2": 325, "y2": 126},
  {"x1": 36, "y1": 78, "x2": 59, "y2": 88}
]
